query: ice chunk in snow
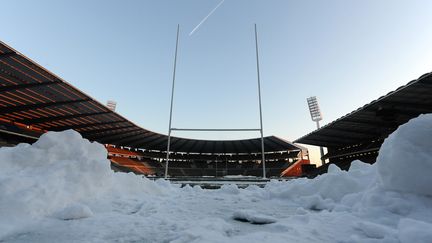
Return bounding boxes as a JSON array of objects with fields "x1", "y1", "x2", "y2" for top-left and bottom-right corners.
[
  {"x1": 54, "y1": 203, "x2": 93, "y2": 220},
  {"x1": 377, "y1": 114, "x2": 432, "y2": 196},
  {"x1": 233, "y1": 210, "x2": 276, "y2": 224}
]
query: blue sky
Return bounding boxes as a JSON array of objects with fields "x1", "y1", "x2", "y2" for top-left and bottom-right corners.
[{"x1": 1, "y1": 0, "x2": 432, "y2": 162}]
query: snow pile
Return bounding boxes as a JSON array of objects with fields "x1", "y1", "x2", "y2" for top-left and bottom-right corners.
[
  {"x1": 261, "y1": 160, "x2": 376, "y2": 211},
  {"x1": 0, "y1": 130, "x2": 108, "y2": 234},
  {"x1": 377, "y1": 114, "x2": 432, "y2": 196},
  {"x1": 257, "y1": 114, "x2": 432, "y2": 242},
  {"x1": 1, "y1": 114, "x2": 432, "y2": 242},
  {"x1": 0, "y1": 130, "x2": 167, "y2": 237}
]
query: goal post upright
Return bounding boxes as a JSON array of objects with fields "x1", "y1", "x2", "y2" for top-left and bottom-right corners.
[
  {"x1": 255, "y1": 24, "x2": 266, "y2": 178},
  {"x1": 165, "y1": 24, "x2": 180, "y2": 179}
]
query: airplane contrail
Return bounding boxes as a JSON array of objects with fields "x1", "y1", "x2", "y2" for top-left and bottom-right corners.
[{"x1": 189, "y1": 0, "x2": 225, "y2": 36}]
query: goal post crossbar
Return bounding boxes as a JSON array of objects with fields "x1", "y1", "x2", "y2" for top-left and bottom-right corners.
[{"x1": 171, "y1": 128, "x2": 261, "y2": 132}]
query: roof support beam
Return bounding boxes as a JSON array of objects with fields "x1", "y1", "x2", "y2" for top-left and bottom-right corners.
[
  {"x1": 0, "y1": 80, "x2": 62, "y2": 93},
  {"x1": 267, "y1": 136, "x2": 289, "y2": 148},
  {"x1": 0, "y1": 98, "x2": 91, "y2": 115},
  {"x1": 21, "y1": 111, "x2": 111, "y2": 125},
  {"x1": 0, "y1": 52, "x2": 17, "y2": 60},
  {"x1": 165, "y1": 137, "x2": 180, "y2": 148},
  {"x1": 249, "y1": 138, "x2": 265, "y2": 153},
  {"x1": 122, "y1": 134, "x2": 163, "y2": 148},
  {"x1": 79, "y1": 125, "x2": 136, "y2": 137},
  {"x1": 107, "y1": 133, "x2": 150, "y2": 146},
  {"x1": 307, "y1": 133, "x2": 361, "y2": 144},
  {"x1": 361, "y1": 108, "x2": 427, "y2": 120},
  {"x1": 238, "y1": 140, "x2": 252, "y2": 154},
  {"x1": 373, "y1": 102, "x2": 432, "y2": 114},
  {"x1": 339, "y1": 118, "x2": 394, "y2": 128},
  {"x1": 50, "y1": 120, "x2": 127, "y2": 131},
  {"x1": 323, "y1": 147, "x2": 380, "y2": 160},
  {"x1": 97, "y1": 130, "x2": 147, "y2": 144},
  {"x1": 230, "y1": 140, "x2": 241, "y2": 154},
  {"x1": 88, "y1": 127, "x2": 142, "y2": 141},
  {"x1": 133, "y1": 136, "x2": 166, "y2": 148},
  {"x1": 210, "y1": 139, "x2": 216, "y2": 154},
  {"x1": 416, "y1": 79, "x2": 432, "y2": 86},
  {"x1": 188, "y1": 140, "x2": 204, "y2": 153},
  {"x1": 318, "y1": 130, "x2": 373, "y2": 141},
  {"x1": 295, "y1": 138, "x2": 341, "y2": 148},
  {"x1": 326, "y1": 127, "x2": 380, "y2": 137}
]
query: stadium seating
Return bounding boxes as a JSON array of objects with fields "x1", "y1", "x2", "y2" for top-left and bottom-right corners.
[
  {"x1": 107, "y1": 146, "x2": 298, "y2": 178},
  {"x1": 110, "y1": 156, "x2": 155, "y2": 175}
]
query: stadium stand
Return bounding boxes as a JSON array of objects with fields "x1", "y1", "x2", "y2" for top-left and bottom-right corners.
[
  {"x1": 110, "y1": 157, "x2": 155, "y2": 175},
  {"x1": 106, "y1": 145, "x2": 303, "y2": 177},
  {"x1": 295, "y1": 72, "x2": 432, "y2": 176}
]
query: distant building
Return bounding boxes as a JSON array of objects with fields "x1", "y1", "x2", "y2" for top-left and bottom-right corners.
[{"x1": 106, "y1": 100, "x2": 117, "y2": 111}]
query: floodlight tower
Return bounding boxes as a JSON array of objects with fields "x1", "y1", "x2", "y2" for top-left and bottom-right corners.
[
  {"x1": 306, "y1": 96, "x2": 325, "y2": 166},
  {"x1": 106, "y1": 100, "x2": 117, "y2": 111}
]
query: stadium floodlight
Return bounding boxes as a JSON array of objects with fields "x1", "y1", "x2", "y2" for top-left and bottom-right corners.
[
  {"x1": 106, "y1": 100, "x2": 117, "y2": 111},
  {"x1": 306, "y1": 96, "x2": 325, "y2": 166},
  {"x1": 307, "y1": 96, "x2": 322, "y2": 122}
]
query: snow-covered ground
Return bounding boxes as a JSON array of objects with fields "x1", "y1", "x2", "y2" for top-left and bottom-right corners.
[{"x1": 1, "y1": 114, "x2": 432, "y2": 242}]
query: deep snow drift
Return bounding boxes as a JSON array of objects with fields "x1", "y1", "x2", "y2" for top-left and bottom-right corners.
[{"x1": 1, "y1": 114, "x2": 432, "y2": 242}]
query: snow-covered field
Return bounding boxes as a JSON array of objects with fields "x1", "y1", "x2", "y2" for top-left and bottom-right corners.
[{"x1": 1, "y1": 114, "x2": 432, "y2": 242}]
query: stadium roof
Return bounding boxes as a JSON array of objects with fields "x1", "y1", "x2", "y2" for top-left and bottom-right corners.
[
  {"x1": 0, "y1": 41, "x2": 302, "y2": 154},
  {"x1": 295, "y1": 72, "x2": 432, "y2": 147}
]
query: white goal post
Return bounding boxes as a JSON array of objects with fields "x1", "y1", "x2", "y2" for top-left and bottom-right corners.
[{"x1": 165, "y1": 24, "x2": 266, "y2": 178}]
